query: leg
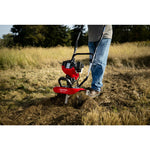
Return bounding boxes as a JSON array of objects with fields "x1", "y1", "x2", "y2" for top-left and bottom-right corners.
[{"x1": 88, "y1": 38, "x2": 111, "y2": 92}]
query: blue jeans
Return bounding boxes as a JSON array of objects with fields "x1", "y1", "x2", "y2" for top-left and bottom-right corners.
[{"x1": 88, "y1": 38, "x2": 111, "y2": 92}]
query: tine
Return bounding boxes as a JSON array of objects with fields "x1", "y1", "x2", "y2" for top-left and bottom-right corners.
[{"x1": 65, "y1": 94, "x2": 69, "y2": 104}]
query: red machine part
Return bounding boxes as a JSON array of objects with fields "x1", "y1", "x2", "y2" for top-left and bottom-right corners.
[
  {"x1": 53, "y1": 87, "x2": 85, "y2": 95},
  {"x1": 62, "y1": 66, "x2": 79, "y2": 80}
]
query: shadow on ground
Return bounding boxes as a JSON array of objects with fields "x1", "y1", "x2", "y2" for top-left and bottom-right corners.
[{"x1": 107, "y1": 55, "x2": 150, "y2": 68}]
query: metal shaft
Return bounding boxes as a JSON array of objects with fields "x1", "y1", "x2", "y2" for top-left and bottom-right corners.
[
  {"x1": 72, "y1": 25, "x2": 84, "y2": 60},
  {"x1": 65, "y1": 94, "x2": 69, "y2": 104}
]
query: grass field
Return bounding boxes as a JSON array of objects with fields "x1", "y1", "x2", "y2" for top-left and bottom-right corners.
[{"x1": 0, "y1": 42, "x2": 150, "y2": 125}]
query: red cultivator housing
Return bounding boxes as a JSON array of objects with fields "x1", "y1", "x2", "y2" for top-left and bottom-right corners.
[
  {"x1": 53, "y1": 25, "x2": 105, "y2": 104},
  {"x1": 53, "y1": 60, "x2": 86, "y2": 96}
]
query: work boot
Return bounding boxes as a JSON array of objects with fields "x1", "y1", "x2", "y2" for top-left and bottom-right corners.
[{"x1": 86, "y1": 88, "x2": 100, "y2": 98}]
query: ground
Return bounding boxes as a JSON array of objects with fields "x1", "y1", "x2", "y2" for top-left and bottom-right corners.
[{"x1": 1, "y1": 65, "x2": 150, "y2": 125}]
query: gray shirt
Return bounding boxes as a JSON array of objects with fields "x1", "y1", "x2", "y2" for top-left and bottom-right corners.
[{"x1": 88, "y1": 25, "x2": 112, "y2": 42}]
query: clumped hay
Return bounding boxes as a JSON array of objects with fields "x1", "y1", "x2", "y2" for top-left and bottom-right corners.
[
  {"x1": 119, "y1": 110, "x2": 140, "y2": 125},
  {"x1": 82, "y1": 107, "x2": 122, "y2": 125}
]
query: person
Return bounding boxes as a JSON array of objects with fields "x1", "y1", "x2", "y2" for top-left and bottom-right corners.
[{"x1": 87, "y1": 25, "x2": 112, "y2": 98}]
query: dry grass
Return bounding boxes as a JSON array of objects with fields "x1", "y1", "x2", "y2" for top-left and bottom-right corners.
[
  {"x1": 110, "y1": 42, "x2": 150, "y2": 58},
  {"x1": 0, "y1": 42, "x2": 150, "y2": 125},
  {"x1": 0, "y1": 47, "x2": 74, "y2": 69},
  {"x1": 1, "y1": 42, "x2": 150, "y2": 69},
  {"x1": 108, "y1": 42, "x2": 150, "y2": 68}
]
